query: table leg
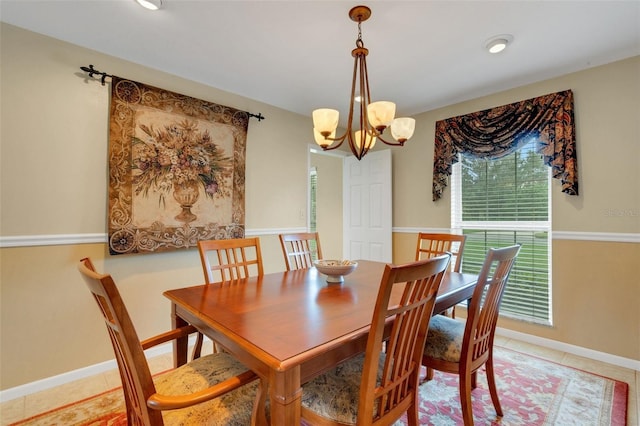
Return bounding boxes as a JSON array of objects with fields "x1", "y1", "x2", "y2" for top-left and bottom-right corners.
[
  {"x1": 170, "y1": 303, "x2": 189, "y2": 368},
  {"x1": 269, "y1": 367, "x2": 301, "y2": 425}
]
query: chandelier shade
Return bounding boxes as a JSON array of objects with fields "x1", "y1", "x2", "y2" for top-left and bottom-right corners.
[
  {"x1": 354, "y1": 130, "x2": 376, "y2": 150},
  {"x1": 390, "y1": 117, "x2": 416, "y2": 142},
  {"x1": 311, "y1": 5, "x2": 415, "y2": 160},
  {"x1": 313, "y1": 109, "x2": 340, "y2": 141},
  {"x1": 367, "y1": 101, "x2": 396, "y2": 130}
]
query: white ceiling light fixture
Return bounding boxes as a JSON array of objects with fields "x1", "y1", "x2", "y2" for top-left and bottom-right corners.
[
  {"x1": 135, "y1": 0, "x2": 162, "y2": 11},
  {"x1": 312, "y1": 5, "x2": 415, "y2": 161},
  {"x1": 485, "y1": 34, "x2": 514, "y2": 54}
]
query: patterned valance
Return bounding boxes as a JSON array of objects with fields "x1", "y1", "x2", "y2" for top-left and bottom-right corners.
[{"x1": 433, "y1": 89, "x2": 578, "y2": 201}]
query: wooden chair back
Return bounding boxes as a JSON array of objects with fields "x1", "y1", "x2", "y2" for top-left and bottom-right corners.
[
  {"x1": 360, "y1": 254, "x2": 451, "y2": 424},
  {"x1": 278, "y1": 232, "x2": 323, "y2": 271},
  {"x1": 198, "y1": 237, "x2": 264, "y2": 283},
  {"x1": 77, "y1": 258, "x2": 163, "y2": 425},
  {"x1": 415, "y1": 232, "x2": 467, "y2": 272},
  {"x1": 461, "y1": 244, "x2": 521, "y2": 373}
]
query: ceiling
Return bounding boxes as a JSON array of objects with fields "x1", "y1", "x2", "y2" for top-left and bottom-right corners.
[{"x1": 2, "y1": 1, "x2": 639, "y2": 127}]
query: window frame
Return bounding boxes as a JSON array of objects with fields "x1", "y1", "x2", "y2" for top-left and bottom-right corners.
[{"x1": 451, "y1": 147, "x2": 553, "y2": 326}]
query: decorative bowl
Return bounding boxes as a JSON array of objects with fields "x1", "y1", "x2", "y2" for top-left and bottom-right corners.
[{"x1": 314, "y1": 260, "x2": 358, "y2": 283}]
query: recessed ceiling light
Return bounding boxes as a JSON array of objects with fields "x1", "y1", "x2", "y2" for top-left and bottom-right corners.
[
  {"x1": 135, "y1": 0, "x2": 162, "y2": 11},
  {"x1": 485, "y1": 34, "x2": 514, "y2": 54}
]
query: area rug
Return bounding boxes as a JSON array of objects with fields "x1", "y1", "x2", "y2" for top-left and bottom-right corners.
[{"x1": 10, "y1": 347, "x2": 628, "y2": 425}]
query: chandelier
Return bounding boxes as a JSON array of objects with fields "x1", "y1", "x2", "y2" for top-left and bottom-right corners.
[{"x1": 312, "y1": 5, "x2": 416, "y2": 160}]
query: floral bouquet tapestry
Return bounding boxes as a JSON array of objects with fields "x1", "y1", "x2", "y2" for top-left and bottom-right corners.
[{"x1": 107, "y1": 77, "x2": 248, "y2": 255}]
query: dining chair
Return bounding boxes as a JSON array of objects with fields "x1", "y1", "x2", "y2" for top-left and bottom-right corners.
[
  {"x1": 415, "y1": 232, "x2": 467, "y2": 317},
  {"x1": 301, "y1": 254, "x2": 452, "y2": 426},
  {"x1": 77, "y1": 257, "x2": 267, "y2": 426},
  {"x1": 197, "y1": 237, "x2": 264, "y2": 353},
  {"x1": 198, "y1": 237, "x2": 264, "y2": 283},
  {"x1": 421, "y1": 244, "x2": 521, "y2": 426},
  {"x1": 278, "y1": 232, "x2": 323, "y2": 271},
  {"x1": 415, "y1": 232, "x2": 466, "y2": 272}
]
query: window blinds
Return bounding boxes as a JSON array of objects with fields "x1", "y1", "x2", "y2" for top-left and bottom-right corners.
[{"x1": 452, "y1": 141, "x2": 552, "y2": 323}]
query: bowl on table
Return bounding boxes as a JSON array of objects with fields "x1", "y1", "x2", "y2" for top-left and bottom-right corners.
[{"x1": 314, "y1": 259, "x2": 358, "y2": 283}]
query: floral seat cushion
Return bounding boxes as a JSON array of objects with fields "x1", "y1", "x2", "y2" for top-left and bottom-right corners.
[
  {"x1": 424, "y1": 315, "x2": 465, "y2": 363},
  {"x1": 155, "y1": 352, "x2": 259, "y2": 425},
  {"x1": 301, "y1": 352, "x2": 385, "y2": 425}
]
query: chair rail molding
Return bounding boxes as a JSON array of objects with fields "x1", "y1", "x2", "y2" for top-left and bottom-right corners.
[
  {"x1": 0, "y1": 233, "x2": 107, "y2": 247},
  {"x1": 0, "y1": 230, "x2": 638, "y2": 248},
  {"x1": 0, "y1": 228, "x2": 310, "y2": 248},
  {"x1": 393, "y1": 228, "x2": 639, "y2": 244}
]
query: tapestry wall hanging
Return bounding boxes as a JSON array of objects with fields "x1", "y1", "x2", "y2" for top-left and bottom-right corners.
[{"x1": 108, "y1": 77, "x2": 248, "y2": 255}]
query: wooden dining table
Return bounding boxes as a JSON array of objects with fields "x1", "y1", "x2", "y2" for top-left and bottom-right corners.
[{"x1": 164, "y1": 259, "x2": 478, "y2": 425}]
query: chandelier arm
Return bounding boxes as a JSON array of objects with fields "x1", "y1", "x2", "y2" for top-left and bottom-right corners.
[
  {"x1": 347, "y1": 53, "x2": 359, "y2": 130},
  {"x1": 319, "y1": 132, "x2": 348, "y2": 151},
  {"x1": 375, "y1": 132, "x2": 407, "y2": 146},
  {"x1": 362, "y1": 125, "x2": 405, "y2": 146},
  {"x1": 358, "y1": 55, "x2": 369, "y2": 159},
  {"x1": 345, "y1": 48, "x2": 364, "y2": 159},
  {"x1": 347, "y1": 133, "x2": 363, "y2": 160},
  {"x1": 362, "y1": 52, "x2": 372, "y2": 108},
  {"x1": 348, "y1": 50, "x2": 372, "y2": 159}
]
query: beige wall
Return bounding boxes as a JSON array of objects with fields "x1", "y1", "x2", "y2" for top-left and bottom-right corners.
[{"x1": 1, "y1": 23, "x2": 638, "y2": 391}]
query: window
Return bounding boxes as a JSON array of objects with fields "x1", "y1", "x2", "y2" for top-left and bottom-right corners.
[
  {"x1": 451, "y1": 139, "x2": 552, "y2": 324},
  {"x1": 309, "y1": 167, "x2": 317, "y2": 233},
  {"x1": 309, "y1": 167, "x2": 319, "y2": 256}
]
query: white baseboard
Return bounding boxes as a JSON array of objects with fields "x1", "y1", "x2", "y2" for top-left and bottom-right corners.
[
  {"x1": 0, "y1": 337, "x2": 198, "y2": 403},
  {"x1": 495, "y1": 327, "x2": 640, "y2": 371}
]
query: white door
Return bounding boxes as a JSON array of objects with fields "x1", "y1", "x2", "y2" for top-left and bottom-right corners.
[{"x1": 343, "y1": 149, "x2": 392, "y2": 262}]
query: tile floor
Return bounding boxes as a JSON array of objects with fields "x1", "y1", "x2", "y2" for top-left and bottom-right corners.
[{"x1": 1, "y1": 337, "x2": 638, "y2": 425}]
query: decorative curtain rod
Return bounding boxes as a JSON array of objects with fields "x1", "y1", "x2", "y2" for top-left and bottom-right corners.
[{"x1": 80, "y1": 65, "x2": 265, "y2": 122}]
